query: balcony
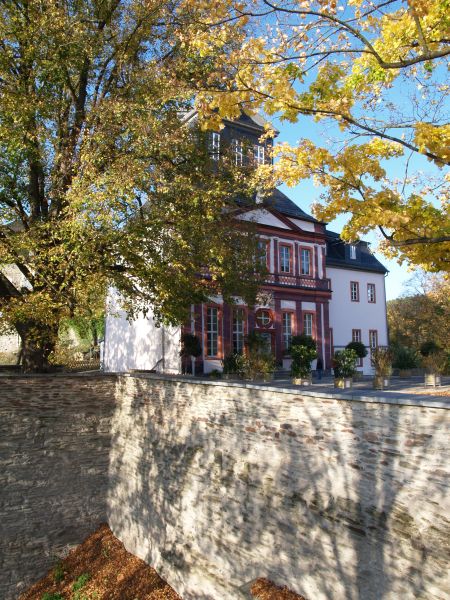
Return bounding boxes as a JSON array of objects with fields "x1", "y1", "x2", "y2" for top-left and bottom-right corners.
[{"x1": 265, "y1": 273, "x2": 331, "y2": 291}]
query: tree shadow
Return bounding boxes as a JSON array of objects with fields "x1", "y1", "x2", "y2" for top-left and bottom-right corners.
[
  {"x1": 0, "y1": 374, "x2": 117, "y2": 600},
  {"x1": 107, "y1": 376, "x2": 450, "y2": 599}
]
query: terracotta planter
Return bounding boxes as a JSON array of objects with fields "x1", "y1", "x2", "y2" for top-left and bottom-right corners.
[
  {"x1": 425, "y1": 373, "x2": 441, "y2": 387},
  {"x1": 334, "y1": 377, "x2": 352, "y2": 389}
]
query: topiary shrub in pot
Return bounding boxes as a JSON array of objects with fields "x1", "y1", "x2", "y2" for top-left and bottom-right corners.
[
  {"x1": 242, "y1": 352, "x2": 275, "y2": 382},
  {"x1": 290, "y1": 336, "x2": 318, "y2": 385},
  {"x1": 371, "y1": 346, "x2": 393, "y2": 390},
  {"x1": 420, "y1": 341, "x2": 446, "y2": 386},
  {"x1": 333, "y1": 348, "x2": 358, "y2": 388},
  {"x1": 221, "y1": 352, "x2": 245, "y2": 380},
  {"x1": 392, "y1": 345, "x2": 418, "y2": 377},
  {"x1": 346, "y1": 341, "x2": 368, "y2": 379},
  {"x1": 242, "y1": 331, "x2": 275, "y2": 382}
]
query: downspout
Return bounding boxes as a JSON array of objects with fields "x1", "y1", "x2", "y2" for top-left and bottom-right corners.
[{"x1": 161, "y1": 324, "x2": 166, "y2": 372}]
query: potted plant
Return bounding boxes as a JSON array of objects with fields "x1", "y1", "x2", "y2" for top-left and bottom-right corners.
[
  {"x1": 180, "y1": 333, "x2": 202, "y2": 375},
  {"x1": 371, "y1": 347, "x2": 393, "y2": 389},
  {"x1": 242, "y1": 331, "x2": 275, "y2": 382},
  {"x1": 420, "y1": 342, "x2": 446, "y2": 387},
  {"x1": 346, "y1": 341, "x2": 368, "y2": 379},
  {"x1": 242, "y1": 351, "x2": 275, "y2": 382},
  {"x1": 290, "y1": 336, "x2": 318, "y2": 385},
  {"x1": 221, "y1": 352, "x2": 244, "y2": 380},
  {"x1": 392, "y1": 345, "x2": 418, "y2": 377},
  {"x1": 333, "y1": 348, "x2": 358, "y2": 388}
]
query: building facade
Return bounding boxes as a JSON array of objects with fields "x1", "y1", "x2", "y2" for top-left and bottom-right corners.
[{"x1": 103, "y1": 114, "x2": 388, "y2": 375}]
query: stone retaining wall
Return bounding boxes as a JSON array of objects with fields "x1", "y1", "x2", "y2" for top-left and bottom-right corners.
[
  {"x1": 0, "y1": 375, "x2": 117, "y2": 599},
  {"x1": 108, "y1": 376, "x2": 450, "y2": 600},
  {"x1": 1, "y1": 374, "x2": 449, "y2": 600}
]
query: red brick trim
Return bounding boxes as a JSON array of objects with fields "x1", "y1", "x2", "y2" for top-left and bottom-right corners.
[
  {"x1": 204, "y1": 303, "x2": 223, "y2": 359},
  {"x1": 299, "y1": 245, "x2": 313, "y2": 277},
  {"x1": 279, "y1": 242, "x2": 294, "y2": 274}
]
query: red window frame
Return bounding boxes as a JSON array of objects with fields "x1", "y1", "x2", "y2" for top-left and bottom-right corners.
[
  {"x1": 231, "y1": 306, "x2": 247, "y2": 354},
  {"x1": 281, "y1": 310, "x2": 295, "y2": 351},
  {"x1": 204, "y1": 304, "x2": 223, "y2": 359},
  {"x1": 279, "y1": 242, "x2": 294, "y2": 274},
  {"x1": 367, "y1": 283, "x2": 376, "y2": 303},
  {"x1": 350, "y1": 281, "x2": 360, "y2": 302},
  {"x1": 299, "y1": 245, "x2": 313, "y2": 277}
]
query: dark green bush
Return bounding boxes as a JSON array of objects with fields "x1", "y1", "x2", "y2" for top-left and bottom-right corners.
[
  {"x1": 392, "y1": 345, "x2": 418, "y2": 369},
  {"x1": 346, "y1": 341, "x2": 368, "y2": 358},
  {"x1": 290, "y1": 334, "x2": 316, "y2": 352},
  {"x1": 222, "y1": 353, "x2": 245, "y2": 374},
  {"x1": 290, "y1": 343, "x2": 318, "y2": 378},
  {"x1": 180, "y1": 333, "x2": 202, "y2": 358},
  {"x1": 419, "y1": 340, "x2": 441, "y2": 356},
  {"x1": 333, "y1": 349, "x2": 358, "y2": 378}
]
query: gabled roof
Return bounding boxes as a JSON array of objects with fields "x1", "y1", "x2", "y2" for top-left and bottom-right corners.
[
  {"x1": 326, "y1": 231, "x2": 388, "y2": 274},
  {"x1": 180, "y1": 108, "x2": 279, "y2": 136},
  {"x1": 266, "y1": 189, "x2": 320, "y2": 223},
  {"x1": 236, "y1": 188, "x2": 321, "y2": 225},
  {"x1": 224, "y1": 111, "x2": 279, "y2": 136}
]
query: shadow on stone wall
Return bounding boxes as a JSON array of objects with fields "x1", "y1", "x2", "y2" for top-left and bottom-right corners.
[
  {"x1": 0, "y1": 375, "x2": 117, "y2": 600},
  {"x1": 2, "y1": 375, "x2": 449, "y2": 600},
  {"x1": 107, "y1": 376, "x2": 450, "y2": 600}
]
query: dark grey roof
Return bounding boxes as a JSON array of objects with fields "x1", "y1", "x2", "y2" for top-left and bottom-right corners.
[
  {"x1": 180, "y1": 108, "x2": 279, "y2": 135},
  {"x1": 326, "y1": 231, "x2": 388, "y2": 274},
  {"x1": 225, "y1": 111, "x2": 280, "y2": 135},
  {"x1": 265, "y1": 188, "x2": 320, "y2": 223}
]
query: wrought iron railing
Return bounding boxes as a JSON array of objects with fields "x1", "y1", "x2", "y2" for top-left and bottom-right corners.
[{"x1": 265, "y1": 273, "x2": 331, "y2": 290}]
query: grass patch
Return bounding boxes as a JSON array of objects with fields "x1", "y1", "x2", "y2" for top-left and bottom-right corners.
[
  {"x1": 72, "y1": 574, "x2": 90, "y2": 592},
  {"x1": 53, "y1": 563, "x2": 65, "y2": 584}
]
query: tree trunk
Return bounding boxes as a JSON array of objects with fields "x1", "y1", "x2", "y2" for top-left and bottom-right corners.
[
  {"x1": 15, "y1": 320, "x2": 58, "y2": 373},
  {"x1": 91, "y1": 320, "x2": 98, "y2": 347}
]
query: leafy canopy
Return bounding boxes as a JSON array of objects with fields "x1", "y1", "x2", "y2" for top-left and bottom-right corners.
[
  {"x1": 0, "y1": 0, "x2": 264, "y2": 368},
  {"x1": 387, "y1": 271, "x2": 450, "y2": 353},
  {"x1": 192, "y1": 0, "x2": 450, "y2": 271}
]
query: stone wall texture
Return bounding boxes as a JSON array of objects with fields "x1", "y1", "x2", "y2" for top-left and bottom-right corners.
[
  {"x1": 0, "y1": 375, "x2": 117, "y2": 599},
  {"x1": 1, "y1": 374, "x2": 449, "y2": 600},
  {"x1": 108, "y1": 376, "x2": 450, "y2": 600}
]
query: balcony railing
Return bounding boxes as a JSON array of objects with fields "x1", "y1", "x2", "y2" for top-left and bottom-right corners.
[{"x1": 265, "y1": 273, "x2": 331, "y2": 290}]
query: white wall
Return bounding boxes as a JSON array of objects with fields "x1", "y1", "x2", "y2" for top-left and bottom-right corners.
[
  {"x1": 328, "y1": 267, "x2": 388, "y2": 374},
  {"x1": 103, "y1": 289, "x2": 181, "y2": 373},
  {"x1": 237, "y1": 208, "x2": 290, "y2": 229},
  {"x1": 0, "y1": 331, "x2": 20, "y2": 356}
]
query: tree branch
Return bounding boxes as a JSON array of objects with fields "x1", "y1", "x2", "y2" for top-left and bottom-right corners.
[{"x1": 378, "y1": 226, "x2": 450, "y2": 247}]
